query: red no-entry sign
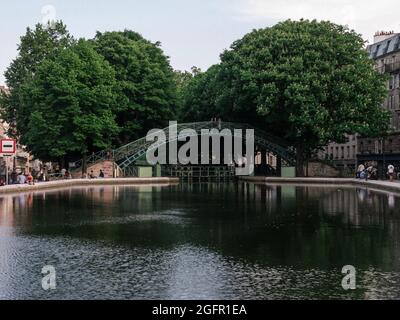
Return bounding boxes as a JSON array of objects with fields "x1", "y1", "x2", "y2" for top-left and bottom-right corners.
[{"x1": 0, "y1": 139, "x2": 16, "y2": 155}]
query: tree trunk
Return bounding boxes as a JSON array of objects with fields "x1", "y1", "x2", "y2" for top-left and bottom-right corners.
[
  {"x1": 82, "y1": 153, "x2": 87, "y2": 177},
  {"x1": 305, "y1": 158, "x2": 309, "y2": 177},
  {"x1": 296, "y1": 144, "x2": 306, "y2": 177},
  {"x1": 276, "y1": 155, "x2": 282, "y2": 177}
]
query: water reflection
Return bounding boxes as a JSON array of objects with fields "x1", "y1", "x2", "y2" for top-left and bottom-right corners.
[{"x1": 1, "y1": 182, "x2": 400, "y2": 299}]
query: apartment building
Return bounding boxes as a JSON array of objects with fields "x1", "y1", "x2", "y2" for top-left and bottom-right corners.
[
  {"x1": 318, "y1": 134, "x2": 358, "y2": 168},
  {"x1": 319, "y1": 31, "x2": 400, "y2": 173},
  {"x1": 357, "y1": 31, "x2": 400, "y2": 174}
]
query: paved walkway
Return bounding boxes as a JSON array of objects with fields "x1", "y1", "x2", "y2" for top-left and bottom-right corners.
[
  {"x1": 0, "y1": 177, "x2": 179, "y2": 195},
  {"x1": 239, "y1": 176, "x2": 400, "y2": 193}
]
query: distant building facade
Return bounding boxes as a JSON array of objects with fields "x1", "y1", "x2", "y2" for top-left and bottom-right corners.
[
  {"x1": 318, "y1": 134, "x2": 358, "y2": 169},
  {"x1": 0, "y1": 85, "x2": 33, "y2": 177},
  {"x1": 318, "y1": 31, "x2": 400, "y2": 174},
  {"x1": 357, "y1": 31, "x2": 400, "y2": 175}
]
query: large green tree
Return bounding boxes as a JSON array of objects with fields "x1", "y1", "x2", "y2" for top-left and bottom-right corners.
[
  {"x1": 174, "y1": 66, "x2": 207, "y2": 121},
  {"x1": 92, "y1": 30, "x2": 177, "y2": 144},
  {"x1": 19, "y1": 40, "x2": 119, "y2": 169},
  {"x1": 179, "y1": 65, "x2": 222, "y2": 122},
  {"x1": 183, "y1": 20, "x2": 390, "y2": 176},
  {"x1": 1, "y1": 21, "x2": 74, "y2": 137}
]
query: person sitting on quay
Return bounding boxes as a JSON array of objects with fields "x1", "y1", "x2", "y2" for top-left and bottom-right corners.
[
  {"x1": 358, "y1": 164, "x2": 369, "y2": 181},
  {"x1": 99, "y1": 170, "x2": 105, "y2": 178},
  {"x1": 10, "y1": 170, "x2": 17, "y2": 184},
  {"x1": 17, "y1": 172, "x2": 27, "y2": 184},
  {"x1": 365, "y1": 165, "x2": 378, "y2": 180},
  {"x1": 89, "y1": 170, "x2": 96, "y2": 179},
  {"x1": 356, "y1": 163, "x2": 365, "y2": 179},
  {"x1": 387, "y1": 164, "x2": 395, "y2": 182},
  {"x1": 37, "y1": 170, "x2": 46, "y2": 182},
  {"x1": 27, "y1": 172, "x2": 34, "y2": 185},
  {"x1": 64, "y1": 170, "x2": 72, "y2": 179}
]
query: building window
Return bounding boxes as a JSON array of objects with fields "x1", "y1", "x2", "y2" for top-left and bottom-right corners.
[
  {"x1": 396, "y1": 92, "x2": 400, "y2": 109},
  {"x1": 389, "y1": 76, "x2": 395, "y2": 89},
  {"x1": 389, "y1": 95, "x2": 394, "y2": 108}
]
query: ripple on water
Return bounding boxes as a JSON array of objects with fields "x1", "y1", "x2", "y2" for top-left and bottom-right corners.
[
  {"x1": 2, "y1": 183, "x2": 400, "y2": 300},
  {"x1": 1, "y1": 235, "x2": 399, "y2": 300}
]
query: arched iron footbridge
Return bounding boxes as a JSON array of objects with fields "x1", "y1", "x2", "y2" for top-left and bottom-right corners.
[{"x1": 72, "y1": 122, "x2": 296, "y2": 176}]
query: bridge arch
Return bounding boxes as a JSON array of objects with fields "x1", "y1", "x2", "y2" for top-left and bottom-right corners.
[{"x1": 73, "y1": 122, "x2": 296, "y2": 176}]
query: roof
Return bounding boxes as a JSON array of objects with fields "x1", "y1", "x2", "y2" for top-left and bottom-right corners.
[{"x1": 367, "y1": 34, "x2": 400, "y2": 59}]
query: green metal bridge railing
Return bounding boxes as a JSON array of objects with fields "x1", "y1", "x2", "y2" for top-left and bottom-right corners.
[{"x1": 72, "y1": 121, "x2": 296, "y2": 174}]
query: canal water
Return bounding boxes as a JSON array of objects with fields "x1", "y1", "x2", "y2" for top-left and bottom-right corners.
[{"x1": 1, "y1": 182, "x2": 400, "y2": 300}]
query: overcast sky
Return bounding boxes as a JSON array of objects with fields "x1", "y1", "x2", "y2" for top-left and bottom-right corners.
[{"x1": 1, "y1": 0, "x2": 399, "y2": 84}]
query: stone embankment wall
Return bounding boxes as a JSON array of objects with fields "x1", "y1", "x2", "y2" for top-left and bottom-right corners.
[
  {"x1": 0, "y1": 177, "x2": 180, "y2": 195},
  {"x1": 307, "y1": 161, "x2": 340, "y2": 177},
  {"x1": 71, "y1": 161, "x2": 122, "y2": 179}
]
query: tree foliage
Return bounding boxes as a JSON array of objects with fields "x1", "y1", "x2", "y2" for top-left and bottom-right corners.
[
  {"x1": 19, "y1": 40, "x2": 119, "y2": 162},
  {"x1": 1, "y1": 21, "x2": 74, "y2": 137},
  {"x1": 179, "y1": 65, "x2": 223, "y2": 122},
  {"x1": 182, "y1": 19, "x2": 390, "y2": 175},
  {"x1": 92, "y1": 30, "x2": 177, "y2": 144},
  {"x1": 174, "y1": 66, "x2": 204, "y2": 120},
  {"x1": 1, "y1": 24, "x2": 180, "y2": 165}
]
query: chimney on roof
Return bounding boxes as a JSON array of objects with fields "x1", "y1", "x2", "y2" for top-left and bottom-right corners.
[{"x1": 374, "y1": 30, "x2": 396, "y2": 43}]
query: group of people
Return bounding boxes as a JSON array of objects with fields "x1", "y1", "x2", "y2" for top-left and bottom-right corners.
[
  {"x1": 6, "y1": 171, "x2": 35, "y2": 185},
  {"x1": 83, "y1": 170, "x2": 105, "y2": 179},
  {"x1": 60, "y1": 168, "x2": 106, "y2": 179},
  {"x1": 60, "y1": 168, "x2": 72, "y2": 179},
  {"x1": 0, "y1": 158, "x2": 111, "y2": 187},
  {"x1": 356, "y1": 164, "x2": 377, "y2": 180},
  {"x1": 356, "y1": 163, "x2": 396, "y2": 181},
  {"x1": 1, "y1": 168, "x2": 107, "y2": 186}
]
